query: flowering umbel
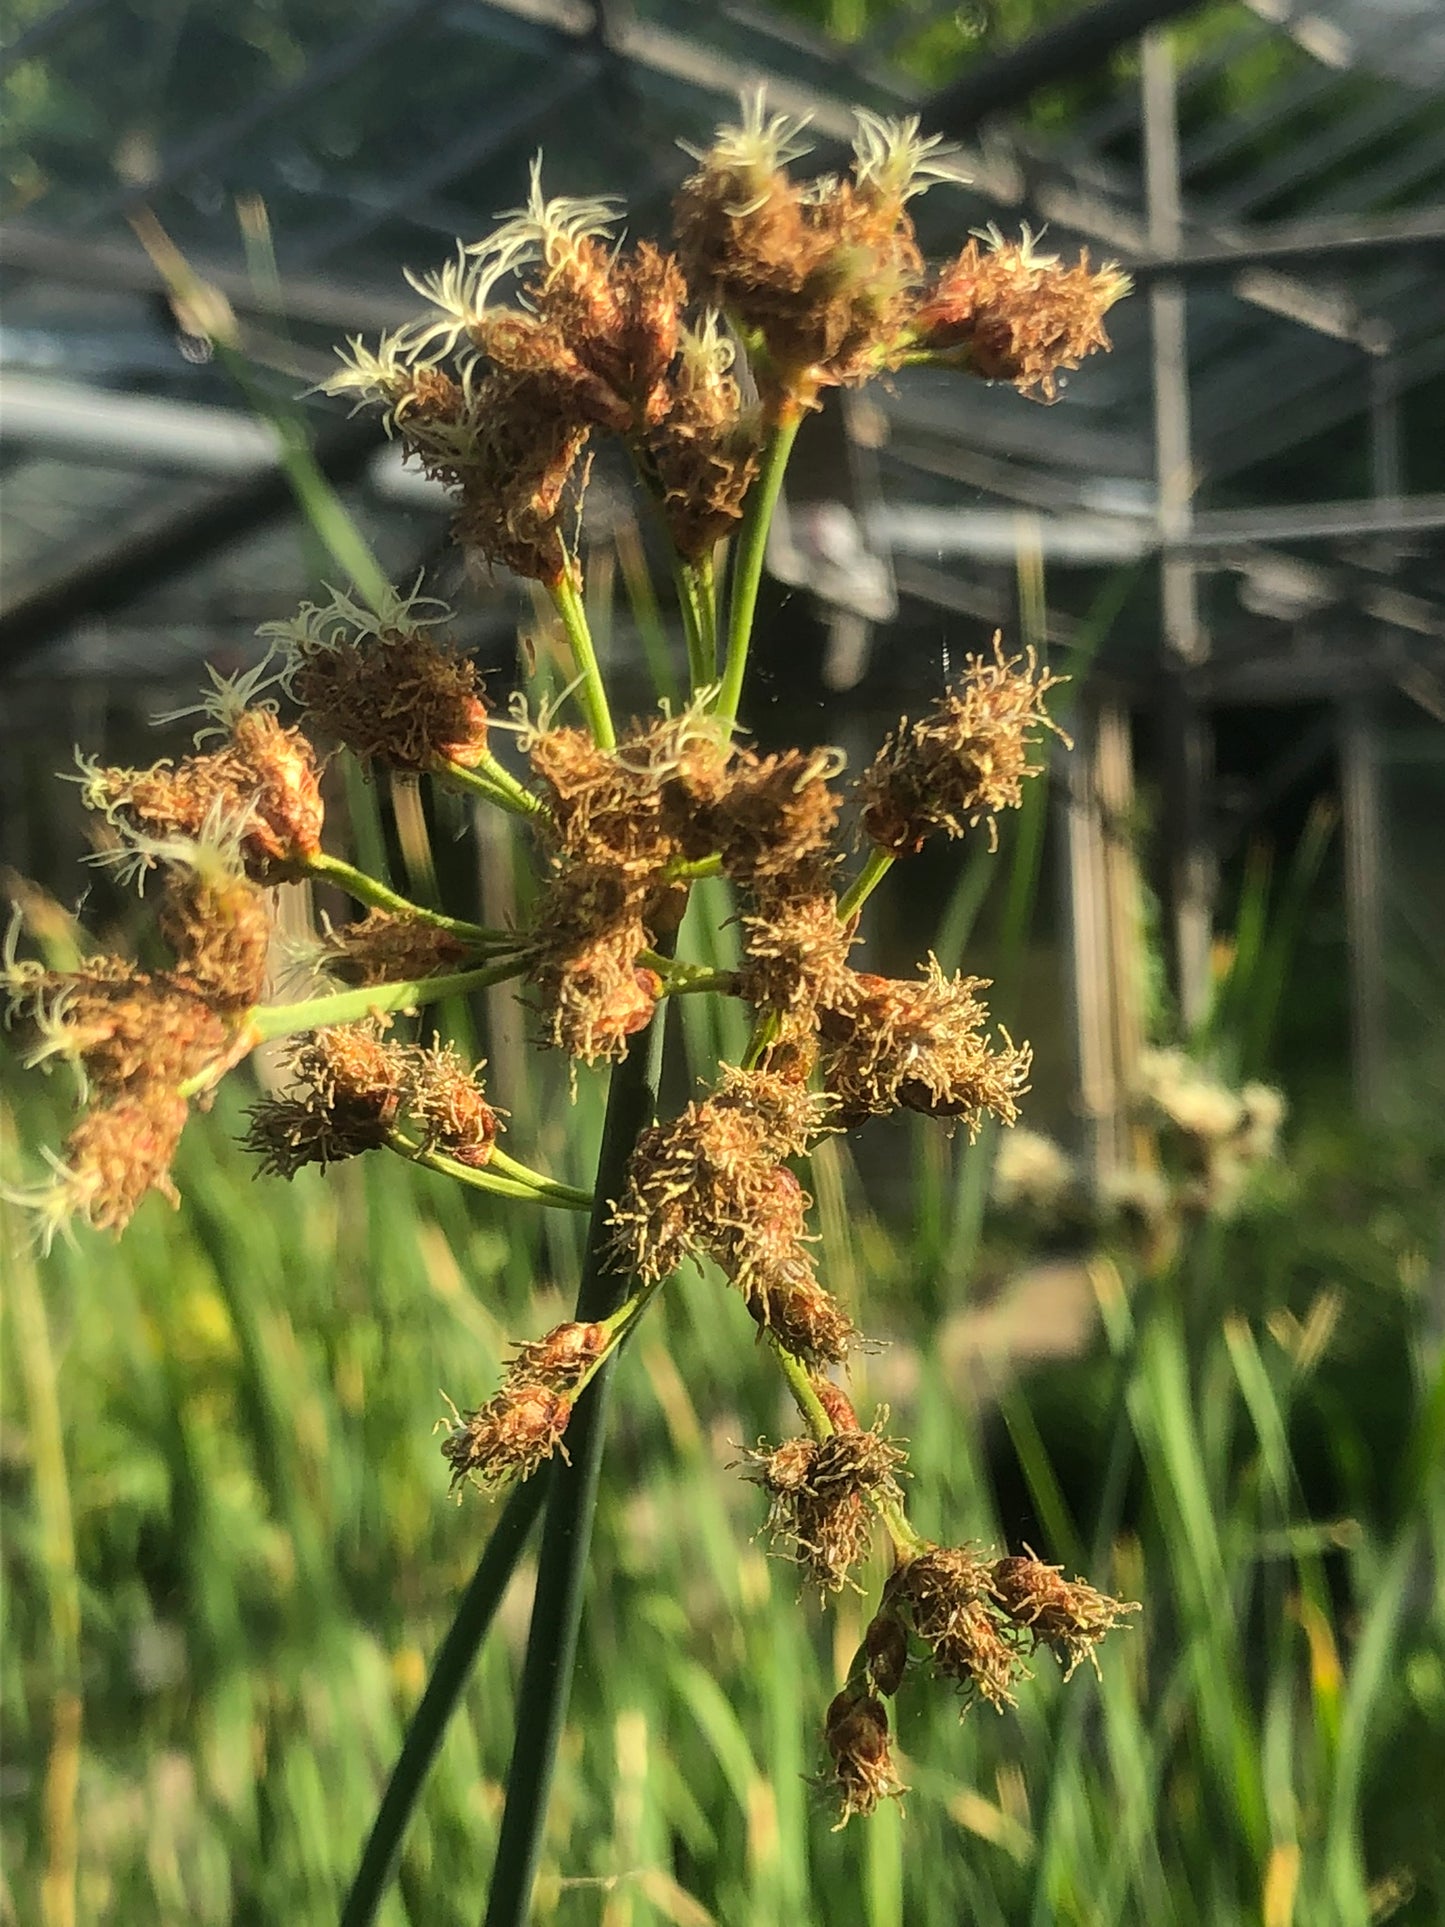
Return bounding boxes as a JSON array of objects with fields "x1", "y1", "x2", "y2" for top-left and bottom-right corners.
[{"x1": 4, "y1": 100, "x2": 1138, "y2": 1842}]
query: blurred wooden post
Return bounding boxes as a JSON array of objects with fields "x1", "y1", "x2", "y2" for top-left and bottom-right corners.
[
  {"x1": 1143, "y1": 25, "x2": 1214, "y2": 1032},
  {"x1": 1064, "y1": 696, "x2": 1147, "y2": 1184}
]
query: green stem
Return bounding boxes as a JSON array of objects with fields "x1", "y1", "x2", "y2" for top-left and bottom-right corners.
[
  {"x1": 836, "y1": 847, "x2": 894, "y2": 925},
  {"x1": 434, "y1": 757, "x2": 544, "y2": 819},
  {"x1": 482, "y1": 943, "x2": 673, "y2": 1927},
  {"x1": 339, "y1": 1473, "x2": 552, "y2": 1927},
  {"x1": 676, "y1": 555, "x2": 718, "y2": 694},
  {"x1": 666, "y1": 853, "x2": 724, "y2": 881},
  {"x1": 303, "y1": 853, "x2": 509, "y2": 943},
  {"x1": 548, "y1": 571, "x2": 615, "y2": 750},
  {"x1": 389, "y1": 1137, "x2": 592, "y2": 1212},
  {"x1": 248, "y1": 958, "x2": 532, "y2": 1045},
  {"x1": 715, "y1": 405, "x2": 802, "y2": 729}
]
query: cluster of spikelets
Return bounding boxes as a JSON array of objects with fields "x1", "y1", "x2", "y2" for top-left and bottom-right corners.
[
  {"x1": 2, "y1": 99, "x2": 1142, "y2": 1831},
  {"x1": 324, "y1": 94, "x2": 1128, "y2": 582},
  {"x1": 825, "y1": 1539, "x2": 1139, "y2": 1823}
]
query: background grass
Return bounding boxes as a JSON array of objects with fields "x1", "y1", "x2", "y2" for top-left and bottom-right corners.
[{"x1": 4, "y1": 1003, "x2": 1443, "y2": 1925}]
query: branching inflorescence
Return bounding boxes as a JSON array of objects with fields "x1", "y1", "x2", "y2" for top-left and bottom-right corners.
[{"x1": 5, "y1": 95, "x2": 1136, "y2": 1849}]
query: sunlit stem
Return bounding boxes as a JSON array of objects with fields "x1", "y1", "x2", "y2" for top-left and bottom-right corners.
[
  {"x1": 249, "y1": 958, "x2": 533, "y2": 1045},
  {"x1": 715, "y1": 403, "x2": 802, "y2": 729},
  {"x1": 836, "y1": 847, "x2": 894, "y2": 924},
  {"x1": 666, "y1": 852, "x2": 724, "y2": 881},
  {"x1": 303, "y1": 852, "x2": 511, "y2": 943},
  {"x1": 676, "y1": 555, "x2": 718, "y2": 693},
  {"x1": 435, "y1": 756, "x2": 544, "y2": 819},
  {"x1": 389, "y1": 1135, "x2": 592, "y2": 1211},
  {"x1": 639, "y1": 950, "x2": 737, "y2": 997},
  {"x1": 549, "y1": 570, "x2": 615, "y2": 750}
]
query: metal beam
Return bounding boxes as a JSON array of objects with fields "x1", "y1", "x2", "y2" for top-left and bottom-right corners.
[
  {"x1": 923, "y1": 0, "x2": 1210, "y2": 135},
  {"x1": 0, "y1": 420, "x2": 381, "y2": 671},
  {"x1": 81, "y1": 0, "x2": 449, "y2": 230},
  {"x1": 0, "y1": 224, "x2": 416, "y2": 334},
  {"x1": 1127, "y1": 207, "x2": 1445, "y2": 279}
]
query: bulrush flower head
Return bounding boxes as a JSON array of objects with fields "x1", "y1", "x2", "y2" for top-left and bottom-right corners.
[
  {"x1": 440, "y1": 1381, "x2": 572, "y2": 1492},
  {"x1": 75, "y1": 671, "x2": 323, "y2": 887},
  {"x1": 149, "y1": 816, "x2": 273, "y2": 1011},
  {"x1": 608, "y1": 1066, "x2": 830, "y2": 1310},
  {"x1": 737, "y1": 869, "x2": 858, "y2": 1037},
  {"x1": 820, "y1": 960, "x2": 1032, "y2": 1134},
  {"x1": 645, "y1": 314, "x2": 762, "y2": 558},
  {"x1": 269, "y1": 581, "x2": 490, "y2": 772},
  {"x1": 909, "y1": 226, "x2": 1131, "y2": 398},
  {"x1": 891, "y1": 1545, "x2": 1030, "y2": 1712},
  {"x1": 675, "y1": 94, "x2": 943, "y2": 402},
  {"x1": 860, "y1": 637, "x2": 1066, "y2": 856},
  {"x1": 319, "y1": 910, "x2": 475, "y2": 987},
  {"x1": 243, "y1": 1023, "x2": 406, "y2": 1178},
  {"x1": 751, "y1": 1267, "x2": 857, "y2": 1368},
  {"x1": 7, "y1": 956, "x2": 227, "y2": 1106},
  {"x1": 742, "y1": 1415, "x2": 906, "y2": 1593},
  {"x1": 825, "y1": 1689, "x2": 905, "y2": 1827},
  {"x1": 6, "y1": 1089, "x2": 191, "y2": 1247},
  {"x1": 989, "y1": 1552, "x2": 1139, "y2": 1680},
  {"x1": 506, "y1": 1320, "x2": 610, "y2": 1391},
  {"x1": 402, "y1": 1040, "x2": 500, "y2": 1168}
]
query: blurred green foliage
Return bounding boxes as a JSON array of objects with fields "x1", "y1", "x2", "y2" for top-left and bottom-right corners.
[{"x1": 5, "y1": 1026, "x2": 1442, "y2": 1923}]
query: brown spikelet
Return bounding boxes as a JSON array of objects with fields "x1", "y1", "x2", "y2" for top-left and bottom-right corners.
[
  {"x1": 989, "y1": 1552, "x2": 1140, "y2": 1679},
  {"x1": 910, "y1": 230, "x2": 1131, "y2": 399},
  {"x1": 860, "y1": 638, "x2": 1066, "y2": 857},
  {"x1": 820, "y1": 961, "x2": 1031, "y2": 1133},
  {"x1": 320, "y1": 911, "x2": 475, "y2": 987},
  {"x1": 741, "y1": 1418, "x2": 905, "y2": 1592},
  {"x1": 824, "y1": 1690, "x2": 906, "y2": 1827},
  {"x1": 289, "y1": 620, "x2": 490, "y2": 771}
]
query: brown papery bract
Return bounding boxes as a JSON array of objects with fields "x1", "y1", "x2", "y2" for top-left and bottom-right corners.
[{"x1": 320, "y1": 910, "x2": 476, "y2": 988}]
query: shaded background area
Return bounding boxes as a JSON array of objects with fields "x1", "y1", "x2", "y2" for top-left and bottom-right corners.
[{"x1": 2, "y1": 0, "x2": 1444, "y2": 1921}]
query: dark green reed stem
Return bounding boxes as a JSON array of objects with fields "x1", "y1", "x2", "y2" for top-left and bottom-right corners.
[
  {"x1": 482, "y1": 945, "x2": 673, "y2": 1927},
  {"x1": 339, "y1": 1471, "x2": 552, "y2": 1927}
]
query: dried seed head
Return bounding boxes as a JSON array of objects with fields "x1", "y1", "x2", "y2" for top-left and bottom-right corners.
[
  {"x1": 737, "y1": 874, "x2": 858, "y2": 1031},
  {"x1": 159, "y1": 860, "x2": 272, "y2": 1011},
  {"x1": 608, "y1": 1066, "x2": 830, "y2": 1306},
  {"x1": 821, "y1": 960, "x2": 1032, "y2": 1134},
  {"x1": 74, "y1": 706, "x2": 323, "y2": 884},
  {"x1": 403, "y1": 1040, "x2": 500, "y2": 1167},
  {"x1": 891, "y1": 1545, "x2": 1029, "y2": 1711},
  {"x1": 440, "y1": 1380, "x2": 573, "y2": 1491},
  {"x1": 989, "y1": 1552, "x2": 1139, "y2": 1680},
  {"x1": 860, "y1": 637, "x2": 1066, "y2": 856},
  {"x1": 675, "y1": 94, "x2": 933, "y2": 401},
  {"x1": 320, "y1": 911, "x2": 475, "y2": 987},
  {"x1": 741, "y1": 1418, "x2": 905, "y2": 1592},
  {"x1": 824, "y1": 1690, "x2": 905, "y2": 1827},
  {"x1": 909, "y1": 227, "x2": 1131, "y2": 398},
  {"x1": 645, "y1": 315, "x2": 763, "y2": 557},
  {"x1": 274, "y1": 584, "x2": 490, "y2": 772},
  {"x1": 243, "y1": 1024, "x2": 405, "y2": 1177},
  {"x1": 507, "y1": 1320, "x2": 609, "y2": 1390},
  {"x1": 751, "y1": 1269, "x2": 857, "y2": 1367},
  {"x1": 697, "y1": 745, "x2": 844, "y2": 886},
  {"x1": 9, "y1": 961, "x2": 228, "y2": 1103},
  {"x1": 32, "y1": 1090, "x2": 190, "y2": 1240}
]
